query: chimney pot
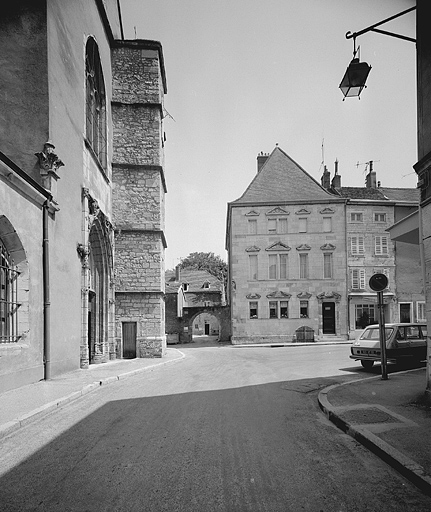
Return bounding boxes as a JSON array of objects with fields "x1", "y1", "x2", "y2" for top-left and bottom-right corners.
[{"x1": 257, "y1": 152, "x2": 269, "y2": 173}]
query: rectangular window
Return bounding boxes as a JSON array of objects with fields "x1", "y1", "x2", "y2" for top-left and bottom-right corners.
[
  {"x1": 298, "y1": 218, "x2": 307, "y2": 233},
  {"x1": 268, "y1": 219, "x2": 277, "y2": 234},
  {"x1": 375, "y1": 236, "x2": 389, "y2": 255},
  {"x1": 351, "y1": 236, "x2": 365, "y2": 255},
  {"x1": 300, "y1": 301, "x2": 309, "y2": 318},
  {"x1": 355, "y1": 304, "x2": 376, "y2": 329},
  {"x1": 374, "y1": 213, "x2": 386, "y2": 222},
  {"x1": 280, "y1": 301, "x2": 289, "y2": 318},
  {"x1": 399, "y1": 303, "x2": 412, "y2": 323},
  {"x1": 249, "y1": 255, "x2": 258, "y2": 280},
  {"x1": 279, "y1": 254, "x2": 288, "y2": 279},
  {"x1": 268, "y1": 218, "x2": 287, "y2": 234},
  {"x1": 323, "y1": 217, "x2": 332, "y2": 232},
  {"x1": 279, "y1": 218, "x2": 288, "y2": 234},
  {"x1": 269, "y1": 301, "x2": 278, "y2": 319},
  {"x1": 323, "y1": 253, "x2": 333, "y2": 279},
  {"x1": 249, "y1": 301, "x2": 258, "y2": 319},
  {"x1": 351, "y1": 268, "x2": 366, "y2": 290},
  {"x1": 269, "y1": 254, "x2": 277, "y2": 279},
  {"x1": 350, "y1": 212, "x2": 363, "y2": 222},
  {"x1": 417, "y1": 301, "x2": 426, "y2": 322},
  {"x1": 248, "y1": 219, "x2": 257, "y2": 234},
  {"x1": 299, "y1": 253, "x2": 309, "y2": 279}
]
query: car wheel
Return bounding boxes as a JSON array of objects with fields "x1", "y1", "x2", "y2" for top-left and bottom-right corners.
[{"x1": 361, "y1": 360, "x2": 374, "y2": 370}]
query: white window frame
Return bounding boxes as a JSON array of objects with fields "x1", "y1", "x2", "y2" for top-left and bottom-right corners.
[
  {"x1": 268, "y1": 218, "x2": 288, "y2": 234},
  {"x1": 350, "y1": 212, "x2": 363, "y2": 223},
  {"x1": 374, "y1": 212, "x2": 386, "y2": 222},
  {"x1": 375, "y1": 236, "x2": 389, "y2": 255},
  {"x1": 268, "y1": 219, "x2": 277, "y2": 234},
  {"x1": 351, "y1": 268, "x2": 366, "y2": 290},
  {"x1": 298, "y1": 218, "x2": 307, "y2": 233},
  {"x1": 268, "y1": 254, "x2": 288, "y2": 280},
  {"x1": 248, "y1": 219, "x2": 257, "y2": 235},
  {"x1": 279, "y1": 218, "x2": 288, "y2": 234},
  {"x1": 300, "y1": 300, "x2": 309, "y2": 318},
  {"x1": 299, "y1": 253, "x2": 309, "y2": 279},
  {"x1": 323, "y1": 253, "x2": 333, "y2": 279},
  {"x1": 323, "y1": 217, "x2": 332, "y2": 233},
  {"x1": 269, "y1": 300, "x2": 289, "y2": 319},
  {"x1": 417, "y1": 301, "x2": 426, "y2": 322},
  {"x1": 249, "y1": 301, "x2": 258, "y2": 319},
  {"x1": 249, "y1": 254, "x2": 258, "y2": 280},
  {"x1": 351, "y1": 236, "x2": 365, "y2": 255}
]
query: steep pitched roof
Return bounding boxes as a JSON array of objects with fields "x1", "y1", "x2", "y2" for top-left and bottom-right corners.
[
  {"x1": 335, "y1": 187, "x2": 387, "y2": 200},
  {"x1": 335, "y1": 186, "x2": 419, "y2": 203},
  {"x1": 379, "y1": 187, "x2": 420, "y2": 202},
  {"x1": 165, "y1": 269, "x2": 223, "y2": 294},
  {"x1": 233, "y1": 147, "x2": 333, "y2": 204}
]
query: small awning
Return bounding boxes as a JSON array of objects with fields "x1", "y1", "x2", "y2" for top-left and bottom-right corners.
[
  {"x1": 349, "y1": 292, "x2": 394, "y2": 304},
  {"x1": 386, "y1": 210, "x2": 419, "y2": 245}
]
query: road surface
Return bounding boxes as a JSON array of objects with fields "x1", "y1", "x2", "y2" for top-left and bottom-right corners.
[{"x1": 1, "y1": 343, "x2": 430, "y2": 511}]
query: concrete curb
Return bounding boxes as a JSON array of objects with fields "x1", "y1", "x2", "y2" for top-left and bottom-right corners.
[
  {"x1": 318, "y1": 369, "x2": 431, "y2": 497},
  {"x1": 0, "y1": 349, "x2": 186, "y2": 440},
  {"x1": 232, "y1": 341, "x2": 352, "y2": 348}
]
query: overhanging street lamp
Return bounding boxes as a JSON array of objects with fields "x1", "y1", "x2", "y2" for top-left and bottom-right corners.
[
  {"x1": 339, "y1": 5, "x2": 416, "y2": 100},
  {"x1": 339, "y1": 49, "x2": 371, "y2": 100}
]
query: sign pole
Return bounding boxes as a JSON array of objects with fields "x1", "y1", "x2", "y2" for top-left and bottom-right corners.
[
  {"x1": 369, "y1": 273, "x2": 389, "y2": 380},
  {"x1": 377, "y1": 290, "x2": 388, "y2": 380}
]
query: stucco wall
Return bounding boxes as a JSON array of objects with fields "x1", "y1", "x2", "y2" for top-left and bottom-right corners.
[
  {"x1": 0, "y1": 180, "x2": 45, "y2": 392},
  {"x1": 229, "y1": 202, "x2": 348, "y2": 342}
]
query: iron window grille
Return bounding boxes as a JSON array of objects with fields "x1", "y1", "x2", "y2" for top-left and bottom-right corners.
[{"x1": 1, "y1": 240, "x2": 20, "y2": 343}]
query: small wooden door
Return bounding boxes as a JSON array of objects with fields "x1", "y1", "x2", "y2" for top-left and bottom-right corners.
[
  {"x1": 205, "y1": 323, "x2": 210, "y2": 335},
  {"x1": 122, "y1": 322, "x2": 137, "y2": 359},
  {"x1": 322, "y1": 302, "x2": 336, "y2": 334}
]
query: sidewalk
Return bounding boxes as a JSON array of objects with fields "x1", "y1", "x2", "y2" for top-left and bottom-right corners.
[
  {"x1": 0, "y1": 347, "x2": 185, "y2": 439},
  {"x1": 318, "y1": 367, "x2": 431, "y2": 497}
]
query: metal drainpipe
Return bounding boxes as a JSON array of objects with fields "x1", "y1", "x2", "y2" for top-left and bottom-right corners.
[{"x1": 43, "y1": 201, "x2": 51, "y2": 380}]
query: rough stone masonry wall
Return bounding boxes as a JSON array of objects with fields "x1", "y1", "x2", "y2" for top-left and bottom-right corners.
[{"x1": 112, "y1": 41, "x2": 166, "y2": 358}]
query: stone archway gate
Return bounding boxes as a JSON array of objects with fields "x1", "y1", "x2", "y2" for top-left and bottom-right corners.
[{"x1": 182, "y1": 305, "x2": 231, "y2": 343}]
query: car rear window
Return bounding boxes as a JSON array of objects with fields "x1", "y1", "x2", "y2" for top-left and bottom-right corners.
[{"x1": 360, "y1": 327, "x2": 394, "y2": 340}]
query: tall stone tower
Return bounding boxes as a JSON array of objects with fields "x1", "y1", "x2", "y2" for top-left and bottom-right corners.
[{"x1": 112, "y1": 39, "x2": 167, "y2": 358}]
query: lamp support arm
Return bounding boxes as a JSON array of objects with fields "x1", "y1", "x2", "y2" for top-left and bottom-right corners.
[{"x1": 346, "y1": 6, "x2": 416, "y2": 44}]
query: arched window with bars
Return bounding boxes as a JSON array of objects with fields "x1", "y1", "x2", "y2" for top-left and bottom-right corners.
[
  {"x1": 0, "y1": 239, "x2": 19, "y2": 343},
  {"x1": 85, "y1": 37, "x2": 107, "y2": 170}
]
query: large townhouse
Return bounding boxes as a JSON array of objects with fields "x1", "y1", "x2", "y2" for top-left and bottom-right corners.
[
  {"x1": 324, "y1": 163, "x2": 422, "y2": 338},
  {"x1": 226, "y1": 147, "x2": 423, "y2": 344},
  {"x1": 226, "y1": 147, "x2": 348, "y2": 344}
]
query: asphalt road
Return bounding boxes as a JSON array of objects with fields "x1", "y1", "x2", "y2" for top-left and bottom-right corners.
[{"x1": 1, "y1": 343, "x2": 430, "y2": 511}]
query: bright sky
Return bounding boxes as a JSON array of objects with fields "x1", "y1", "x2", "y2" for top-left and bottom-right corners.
[{"x1": 120, "y1": 0, "x2": 417, "y2": 269}]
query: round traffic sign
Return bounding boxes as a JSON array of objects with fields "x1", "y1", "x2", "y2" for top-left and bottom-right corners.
[{"x1": 369, "y1": 273, "x2": 388, "y2": 292}]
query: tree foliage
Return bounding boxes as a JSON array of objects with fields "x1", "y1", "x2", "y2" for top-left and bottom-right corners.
[{"x1": 179, "y1": 252, "x2": 227, "y2": 286}]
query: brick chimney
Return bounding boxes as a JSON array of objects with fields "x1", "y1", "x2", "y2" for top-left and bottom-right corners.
[
  {"x1": 257, "y1": 152, "x2": 269, "y2": 173},
  {"x1": 365, "y1": 161, "x2": 377, "y2": 188},
  {"x1": 331, "y1": 159, "x2": 341, "y2": 188},
  {"x1": 321, "y1": 165, "x2": 330, "y2": 189},
  {"x1": 175, "y1": 264, "x2": 181, "y2": 282}
]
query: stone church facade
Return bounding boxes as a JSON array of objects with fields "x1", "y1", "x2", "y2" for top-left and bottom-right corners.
[{"x1": 0, "y1": 0, "x2": 166, "y2": 393}]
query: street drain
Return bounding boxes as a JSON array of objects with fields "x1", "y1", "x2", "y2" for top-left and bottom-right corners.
[{"x1": 341, "y1": 407, "x2": 401, "y2": 424}]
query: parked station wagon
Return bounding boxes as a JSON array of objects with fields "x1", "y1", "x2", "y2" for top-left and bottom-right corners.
[{"x1": 350, "y1": 323, "x2": 427, "y2": 370}]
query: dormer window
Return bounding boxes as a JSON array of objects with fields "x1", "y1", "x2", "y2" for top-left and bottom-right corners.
[
  {"x1": 203, "y1": 281, "x2": 210, "y2": 289},
  {"x1": 182, "y1": 283, "x2": 189, "y2": 291}
]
